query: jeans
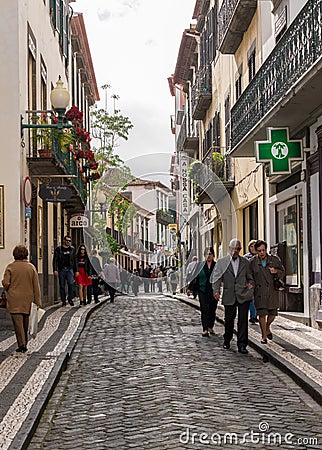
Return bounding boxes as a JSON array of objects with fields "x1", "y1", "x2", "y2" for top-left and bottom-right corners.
[
  {"x1": 58, "y1": 268, "x2": 74, "y2": 303},
  {"x1": 249, "y1": 300, "x2": 257, "y2": 319}
]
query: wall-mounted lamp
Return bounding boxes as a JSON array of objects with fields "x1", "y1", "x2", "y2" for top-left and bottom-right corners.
[{"x1": 21, "y1": 76, "x2": 72, "y2": 138}]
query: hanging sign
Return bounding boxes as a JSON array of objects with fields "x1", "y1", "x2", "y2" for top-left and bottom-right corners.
[
  {"x1": 70, "y1": 214, "x2": 89, "y2": 228},
  {"x1": 255, "y1": 127, "x2": 303, "y2": 175},
  {"x1": 39, "y1": 185, "x2": 72, "y2": 202}
]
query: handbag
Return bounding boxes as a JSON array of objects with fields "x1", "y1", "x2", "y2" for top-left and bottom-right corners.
[
  {"x1": 273, "y1": 275, "x2": 285, "y2": 290},
  {"x1": 0, "y1": 290, "x2": 7, "y2": 308}
]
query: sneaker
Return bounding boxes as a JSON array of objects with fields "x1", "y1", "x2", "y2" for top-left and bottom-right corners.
[
  {"x1": 249, "y1": 318, "x2": 256, "y2": 324},
  {"x1": 68, "y1": 299, "x2": 74, "y2": 306}
]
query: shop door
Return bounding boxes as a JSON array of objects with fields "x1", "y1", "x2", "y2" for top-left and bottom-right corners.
[{"x1": 276, "y1": 196, "x2": 303, "y2": 312}]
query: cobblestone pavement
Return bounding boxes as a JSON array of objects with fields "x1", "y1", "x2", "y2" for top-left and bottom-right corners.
[{"x1": 29, "y1": 294, "x2": 322, "y2": 450}]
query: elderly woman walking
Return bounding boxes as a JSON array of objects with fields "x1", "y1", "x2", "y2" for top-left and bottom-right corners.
[
  {"x1": 249, "y1": 240, "x2": 285, "y2": 344},
  {"x1": 2, "y1": 245, "x2": 41, "y2": 353}
]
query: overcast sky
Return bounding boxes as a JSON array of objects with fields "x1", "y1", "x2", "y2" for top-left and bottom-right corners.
[{"x1": 73, "y1": 0, "x2": 196, "y2": 185}]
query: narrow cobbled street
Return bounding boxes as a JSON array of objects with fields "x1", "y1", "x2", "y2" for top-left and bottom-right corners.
[{"x1": 30, "y1": 295, "x2": 322, "y2": 449}]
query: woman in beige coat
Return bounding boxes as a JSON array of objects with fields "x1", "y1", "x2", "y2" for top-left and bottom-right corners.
[{"x1": 2, "y1": 245, "x2": 41, "y2": 352}]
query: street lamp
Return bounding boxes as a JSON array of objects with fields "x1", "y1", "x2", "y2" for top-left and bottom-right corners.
[
  {"x1": 97, "y1": 190, "x2": 107, "y2": 217},
  {"x1": 21, "y1": 76, "x2": 72, "y2": 137}
]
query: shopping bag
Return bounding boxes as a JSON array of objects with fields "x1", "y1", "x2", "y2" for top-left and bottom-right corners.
[{"x1": 28, "y1": 303, "x2": 38, "y2": 339}]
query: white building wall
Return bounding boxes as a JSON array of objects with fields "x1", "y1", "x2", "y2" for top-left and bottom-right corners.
[{"x1": 0, "y1": 0, "x2": 71, "y2": 270}]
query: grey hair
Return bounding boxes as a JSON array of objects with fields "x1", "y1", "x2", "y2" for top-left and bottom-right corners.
[{"x1": 229, "y1": 238, "x2": 242, "y2": 248}]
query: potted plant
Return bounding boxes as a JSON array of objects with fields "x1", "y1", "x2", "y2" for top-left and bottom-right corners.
[
  {"x1": 33, "y1": 114, "x2": 53, "y2": 157},
  {"x1": 212, "y1": 151, "x2": 225, "y2": 180}
]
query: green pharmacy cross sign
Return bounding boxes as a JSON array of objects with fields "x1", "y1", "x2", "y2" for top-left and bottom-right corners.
[{"x1": 255, "y1": 127, "x2": 303, "y2": 175}]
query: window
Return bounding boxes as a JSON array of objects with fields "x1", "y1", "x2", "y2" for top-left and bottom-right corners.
[
  {"x1": 224, "y1": 92, "x2": 231, "y2": 149},
  {"x1": 50, "y1": 0, "x2": 69, "y2": 61},
  {"x1": 243, "y1": 202, "x2": 258, "y2": 249},
  {"x1": 276, "y1": 196, "x2": 303, "y2": 287},
  {"x1": 235, "y1": 65, "x2": 242, "y2": 100},
  {"x1": 248, "y1": 47, "x2": 256, "y2": 82},
  {"x1": 40, "y1": 58, "x2": 47, "y2": 110},
  {"x1": 212, "y1": 112, "x2": 220, "y2": 150}
]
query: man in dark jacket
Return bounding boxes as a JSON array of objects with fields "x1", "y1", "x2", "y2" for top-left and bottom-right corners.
[{"x1": 53, "y1": 235, "x2": 76, "y2": 307}]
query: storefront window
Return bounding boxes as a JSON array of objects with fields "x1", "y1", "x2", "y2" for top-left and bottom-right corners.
[{"x1": 276, "y1": 196, "x2": 303, "y2": 286}]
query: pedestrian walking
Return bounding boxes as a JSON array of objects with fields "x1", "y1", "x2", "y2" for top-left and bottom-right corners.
[
  {"x1": 103, "y1": 257, "x2": 121, "y2": 303},
  {"x1": 131, "y1": 270, "x2": 141, "y2": 296},
  {"x1": 120, "y1": 269, "x2": 129, "y2": 293},
  {"x1": 186, "y1": 256, "x2": 198, "y2": 299},
  {"x1": 194, "y1": 248, "x2": 217, "y2": 337},
  {"x1": 168, "y1": 267, "x2": 179, "y2": 295},
  {"x1": 249, "y1": 240, "x2": 285, "y2": 344},
  {"x1": 244, "y1": 240, "x2": 259, "y2": 324},
  {"x1": 157, "y1": 267, "x2": 163, "y2": 293},
  {"x1": 75, "y1": 244, "x2": 92, "y2": 306},
  {"x1": 142, "y1": 264, "x2": 151, "y2": 293},
  {"x1": 2, "y1": 245, "x2": 41, "y2": 353},
  {"x1": 211, "y1": 238, "x2": 254, "y2": 354},
  {"x1": 53, "y1": 235, "x2": 76, "y2": 306},
  {"x1": 87, "y1": 249, "x2": 103, "y2": 304}
]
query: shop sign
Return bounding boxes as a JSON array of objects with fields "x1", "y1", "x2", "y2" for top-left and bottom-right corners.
[
  {"x1": 180, "y1": 152, "x2": 189, "y2": 218},
  {"x1": 255, "y1": 127, "x2": 303, "y2": 175},
  {"x1": 168, "y1": 224, "x2": 178, "y2": 235},
  {"x1": 39, "y1": 185, "x2": 72, "y2": 202},
  {"x1": 70, "y1": 214, "x2": 89, "y2": 228}
]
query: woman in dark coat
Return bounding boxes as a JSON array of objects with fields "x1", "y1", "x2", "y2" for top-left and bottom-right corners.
[
  {"x1": 194, "y1": 247, "x2": 217, "y2": 337},
  {"x1": 249, "y1": 240, "x2": 285, "y2": 344}
]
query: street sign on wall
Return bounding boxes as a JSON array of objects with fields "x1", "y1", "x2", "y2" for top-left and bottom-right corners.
[{"x1": 255, "y1": 127, "x2": 303, "y2": 175}]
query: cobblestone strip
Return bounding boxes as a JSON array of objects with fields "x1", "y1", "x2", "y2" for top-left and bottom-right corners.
[
  {"x1": 0, "y1": 308, "x2": 85, "y2": 450},
  {"x1": 0, "y1": 309, "x2": 68, "y2": 394}
]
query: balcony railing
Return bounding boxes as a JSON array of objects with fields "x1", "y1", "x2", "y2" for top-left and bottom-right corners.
[
  {"x1": 231, "y1": 0, "x2": 322, "y2": 151},
  {"x1": 176, "y1": 116, "x2": 199, "y2": 153},
  {"x1": 192, "y1": 65, "x2": 212, "y2": 120},
  {"x1": 26, "y1": 116, "x2": 87, "y2": 205},
  {"x1": 218, "y1": 0, "x2": 257, "y2": 54},
  {"x1": 156, "y1": 209, "x2": 175, "y2": 225}
]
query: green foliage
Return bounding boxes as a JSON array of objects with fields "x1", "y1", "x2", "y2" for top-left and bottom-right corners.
[{"x1": 90, "y1": 106, "x2": 136, "y2": 252}]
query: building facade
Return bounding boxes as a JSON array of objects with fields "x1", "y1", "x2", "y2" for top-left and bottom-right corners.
[
  {"x1": 0, "y1": 0, "x2": 98, "y2": 306},
  {"x1": 171, "y1": 0, "x2": 322, "y2": 327}
]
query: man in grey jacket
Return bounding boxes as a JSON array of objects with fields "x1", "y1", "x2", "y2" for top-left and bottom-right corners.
[{"x1": 211, "y1": 239, "x2": 254, "y2": 354}]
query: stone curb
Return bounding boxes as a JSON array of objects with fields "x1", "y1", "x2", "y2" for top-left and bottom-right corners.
[
  {"x1": 9, "y1": 297, "x2": 109, "y2": 450},
  {"x1": 169, "y1": 292, "x2": 322, "y2": 407}
]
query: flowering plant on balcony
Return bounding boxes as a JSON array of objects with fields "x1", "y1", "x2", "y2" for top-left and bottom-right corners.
[{"x1": 65, "y1": 105, "x2": 91, "y2": 150}]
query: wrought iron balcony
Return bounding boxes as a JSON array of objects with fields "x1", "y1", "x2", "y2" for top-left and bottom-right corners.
[
  {"x1": 25, "y1": 114, "x2": 87, "y2": 206},
  {"x1": 156, "y1": 209, "x2": 175, "y2": 225},
  {"x1": 218, "y1": 0, "x2": 257, "y2": 54},
  {"x1": 176, "y1": 116, "x2": 199, "y2": 154},
  {"x1": 192, "y1": 65, "x2": 212, "y2": 120},
  {"x1": 231, "y1": 0, "x2": 322, "y2": 155}
]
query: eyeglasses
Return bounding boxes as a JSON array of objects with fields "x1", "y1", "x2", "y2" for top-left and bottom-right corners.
[{"x1": 65, "y1": 239, "x2": 71, "y2": 243}]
